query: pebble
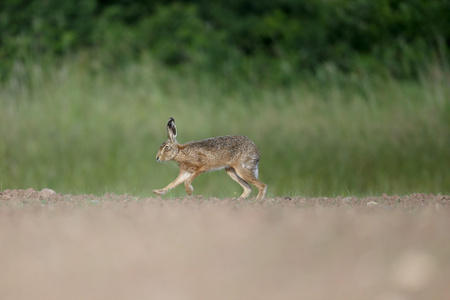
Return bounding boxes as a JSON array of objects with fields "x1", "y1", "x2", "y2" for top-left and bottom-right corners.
[{"x1": 39, "y1": 188, "x2": 56, "y2": 198}]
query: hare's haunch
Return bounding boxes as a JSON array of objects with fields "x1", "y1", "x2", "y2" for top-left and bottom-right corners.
[{"x1": 153, "y1": 117, "x2": 267, "y2": 199}]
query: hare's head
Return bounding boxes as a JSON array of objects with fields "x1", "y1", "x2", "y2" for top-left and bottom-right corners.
[{"x1": 156, "y1": 117, "x2": 179, "y2": 162}]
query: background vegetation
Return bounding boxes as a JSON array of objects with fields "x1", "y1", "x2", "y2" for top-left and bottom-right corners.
[
  {"x1": 1, "y1": 0, "x2": 449, "y2": 197},
  {"x1": 2, "y1": 0, "x2": 449, "y2": 80}
]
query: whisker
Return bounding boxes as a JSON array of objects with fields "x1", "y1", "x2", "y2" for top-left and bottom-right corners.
[{"x1": 167, "y1": 161, "x2": 178, "y2": 170}]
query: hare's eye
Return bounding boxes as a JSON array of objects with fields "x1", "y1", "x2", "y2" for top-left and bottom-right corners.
[{"x1": 164, "y1": 145, "x2": 170, "y2": 151}]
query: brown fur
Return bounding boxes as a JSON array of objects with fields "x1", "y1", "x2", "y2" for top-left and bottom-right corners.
[{"x1": 153, "y1": 118, "x2": 267, "y2": 199}]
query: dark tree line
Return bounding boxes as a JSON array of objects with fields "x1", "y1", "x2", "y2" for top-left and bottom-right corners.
[{"x1": 1, "y1": 0, "x2": 449, "y2": 80}]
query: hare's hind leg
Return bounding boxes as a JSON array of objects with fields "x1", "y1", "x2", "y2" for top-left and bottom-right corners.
[
  {"x1": 225, "y1": 167, "x2": 252, "y2": 199},
  {"x1": 234, "y1": 167, "x2": 267, "y2": 200}
]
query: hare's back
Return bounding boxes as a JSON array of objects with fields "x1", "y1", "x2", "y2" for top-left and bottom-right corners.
[
  {"x1": 185, "y1": 135, "x2": 259, "y2": 156},
  {"x1": 180, "y1": 135, "x2": 260, "y2": 170}
]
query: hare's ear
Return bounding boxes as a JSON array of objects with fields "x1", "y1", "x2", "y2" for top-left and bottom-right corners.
[{"x1": 167, "y1": 117, "x2": 177, "y2": 141}]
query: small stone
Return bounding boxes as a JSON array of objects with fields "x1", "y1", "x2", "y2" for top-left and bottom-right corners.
[
  {"x1": 39, "y1": 188, "x2": 56, "y2": 198},
  {"x1": 366, "y1": 201, "x2": 378, "y2": 207},
  {"x1": 342, "y1": 197, "x2": 352, "y2": 203}
]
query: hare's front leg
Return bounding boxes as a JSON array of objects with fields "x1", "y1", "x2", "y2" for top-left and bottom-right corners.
[
  {"x1": 152, "y1": 189, "x2": 167, "y2": 196},
  {"x1": 184, "y1": 172, "x2": 201, "y2": 195},
  {"x1": 153, "y1": 171, "x2": 192, "y2": 196}
]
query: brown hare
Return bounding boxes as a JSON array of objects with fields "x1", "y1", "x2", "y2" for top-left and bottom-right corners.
[{"x1": 153, "y1": 117, "x2": 267, "y2": 199}]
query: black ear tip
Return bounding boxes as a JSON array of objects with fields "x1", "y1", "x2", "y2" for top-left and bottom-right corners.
[{"x1": 169, "y1": 117, "x2": 175, "y2": 122}]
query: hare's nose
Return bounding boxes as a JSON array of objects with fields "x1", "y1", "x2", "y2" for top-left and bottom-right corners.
[{"x1": 156, "y1": 156, "x2": 160, "y2": 161}]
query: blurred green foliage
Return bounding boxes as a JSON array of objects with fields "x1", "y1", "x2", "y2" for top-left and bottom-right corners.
[
  {"x1": 1, "y1": 0, "x2": 449, "y2": 81},
  {"x1": 1, "y1": 0, "x2": 449, "y2": 197},
  {"x1": 0, "y1": 57, "x2": 449, "y2": 196}
]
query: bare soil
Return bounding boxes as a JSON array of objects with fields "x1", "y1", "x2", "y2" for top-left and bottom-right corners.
[{"x1": 1, "y1": 189, "x2": 450, "y2": 300}]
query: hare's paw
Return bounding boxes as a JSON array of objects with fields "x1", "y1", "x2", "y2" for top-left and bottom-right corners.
[{"x1": 153, "y1": 189, "x2": 167, "y2": 196}]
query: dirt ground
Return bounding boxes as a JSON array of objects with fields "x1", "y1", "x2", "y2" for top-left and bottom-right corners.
[{"x1": 1, "y1": 189, "x2": 450, "y2": 300}]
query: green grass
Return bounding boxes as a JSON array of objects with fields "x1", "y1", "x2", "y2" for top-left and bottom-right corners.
[{"x1": 1, "y1": 57, "x2": 449, "y2": 197}]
